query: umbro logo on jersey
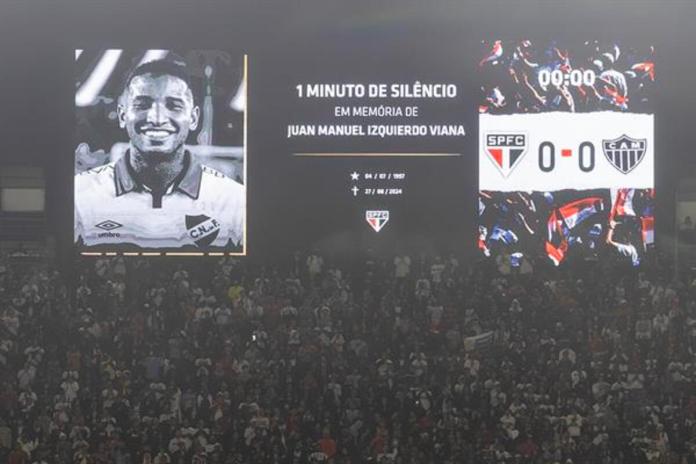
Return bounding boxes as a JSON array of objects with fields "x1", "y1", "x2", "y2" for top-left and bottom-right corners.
[
  {"x1": 186, "y1": 214, "x2": 220, "y2": 247},
  {"x1": 484, "y1": 133, "x2": 528, "y2": 177},
  {"x1": 95, "y1": 220, "x2": 122, "y2": 238},
  {"x1": 95, "y1": 220, "x2": 123, "y2": 231}
]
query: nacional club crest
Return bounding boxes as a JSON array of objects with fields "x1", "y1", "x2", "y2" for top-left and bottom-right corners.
[
  {"x1": 366, "y1": 210, "x2": 389, "y2": 233},
  {"x1": 185, "y1": 214, "x2": 220, "y2": 247},
  {"x1": 484, "y1": 133, "x2": 528, "y2": 177},
  {"x1": 602, "y1": 135, "x2": 647, "y2": 174}
]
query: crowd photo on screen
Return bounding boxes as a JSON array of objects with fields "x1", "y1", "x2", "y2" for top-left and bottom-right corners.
[
  {"x1": 1, "y1": 248, "x2": 696, "y2": 463},
  {"x1": 477, "y1": 39, "x2": 655, "y2": 269}
]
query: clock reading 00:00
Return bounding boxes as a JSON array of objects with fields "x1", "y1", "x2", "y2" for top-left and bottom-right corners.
[{"x1": 538, "y1": 69, "x2": 596, "y2": 88}]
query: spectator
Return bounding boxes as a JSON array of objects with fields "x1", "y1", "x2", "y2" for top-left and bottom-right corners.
[{"x1": 0, "y1": 250, "x2": 694, "y2": 462}]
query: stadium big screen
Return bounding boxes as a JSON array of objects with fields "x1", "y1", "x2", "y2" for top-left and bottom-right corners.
[{"x1": 0, "y1": 2, "x2": 653, "y2": 263}]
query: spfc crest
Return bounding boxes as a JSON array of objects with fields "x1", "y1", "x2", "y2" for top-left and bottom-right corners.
[
  {"x1": 185, "y1": 214, "x2": 220, "y2": 247},
  {"x1": 484, "y1": 133, "x2": 528, "y2": 177},
  {"x1": 366, "y1": 210, "x2": 389, "y2": 233},
  {"x1": 602, "y1": 135, "x2": 647, "y2": 174}
]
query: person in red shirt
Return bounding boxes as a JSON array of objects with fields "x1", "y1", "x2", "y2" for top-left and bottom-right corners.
[
  {"x1": 516, "y1": 435, "x2": 539, "y2": 458},
  {"x1": 319, "y1": 429, "x2": 337, "y2": 461},
  {"x1": 369, "y1": 428, "x2": 387, "y2": 458},
  {"x1": 7, "y1": 445, "x2": 28, "y2": 464}
]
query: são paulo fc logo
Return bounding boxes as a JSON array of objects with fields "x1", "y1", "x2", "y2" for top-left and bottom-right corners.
[
  {"x1": 484, "y1": 133, "x2": 528, "y2": 177},
  {"x1": 602, "y1": 135, "x2": 647, "y2": 174},
  {"x1": 185, "y1": 215, "x2": 220, "y2": 247},
  {"x1": 366, "y1": 210, "x2": 389, "y2": 233}
]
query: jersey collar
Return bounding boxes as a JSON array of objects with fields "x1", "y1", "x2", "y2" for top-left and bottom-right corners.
[{"x1": 113, "y1": 150, "x2": 202, "y2": 200}]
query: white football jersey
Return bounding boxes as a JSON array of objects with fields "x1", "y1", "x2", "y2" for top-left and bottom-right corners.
[{"x1": 75, "y1": 152, "x2": 245, "y2": 251}]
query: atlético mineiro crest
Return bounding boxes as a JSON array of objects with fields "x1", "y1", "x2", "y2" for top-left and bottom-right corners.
[
  {"x1": 484, "y1": 133, "x2": 528, "y2": 177},
  {"x1": 366, "y1": 210, "x2": 389, "y2": 233},
  {"x1": 185, "y1": 214, "x2": 220, "y2": 247},
  {"x1": 602, "y1": 135, "x2": 647, "y2": 174}
]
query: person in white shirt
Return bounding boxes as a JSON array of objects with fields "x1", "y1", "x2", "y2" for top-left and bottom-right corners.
[
  {"x1": 393, "y1": 255, "x2": 411, "y2": 279},
  {"x1": 75, "y1": 57, "x2": 244, "y2": 251}
]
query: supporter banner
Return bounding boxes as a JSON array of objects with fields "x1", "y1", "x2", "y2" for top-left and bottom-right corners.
[
  {"x1": 479, "y1": 112, "x2": 654, "y2": 191},
  {"x1": 464, "y1": 331, "x2": 494, "y2": 352}
]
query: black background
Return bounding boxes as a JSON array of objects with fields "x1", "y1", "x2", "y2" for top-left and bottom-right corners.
[{"x1": 0, "y1": 1, "x2": 687, "y2": 260}]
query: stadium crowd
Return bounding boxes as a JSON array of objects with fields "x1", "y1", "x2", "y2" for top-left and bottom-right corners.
[{"x1": 1, "y1": 251, "x2": 696, "y2": 463}]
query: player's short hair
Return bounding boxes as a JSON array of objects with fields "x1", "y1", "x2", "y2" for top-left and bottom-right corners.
[{"x1": 123, "y1": 55, "x2": 194, "y2": 100}]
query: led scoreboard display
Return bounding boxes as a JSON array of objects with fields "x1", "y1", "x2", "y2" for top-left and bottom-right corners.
[
  {"x1": 46, "y1": 3, "x2": 661, "y2": 261},
  {"x1": 478, "y1": 40, "x2": 655, "y2": 266}
]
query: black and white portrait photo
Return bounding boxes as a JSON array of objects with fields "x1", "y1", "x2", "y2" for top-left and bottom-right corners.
[{"x1": 74, "y1": 49, "x2": 246, "y2": 254}]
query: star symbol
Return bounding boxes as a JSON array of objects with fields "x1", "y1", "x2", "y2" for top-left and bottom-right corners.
[
  {"x1": 351, "y1": 186, "x2": 359, "y2": 196},
  {"x1": 350, "y1": 171, "x2": 360, "y2": 181}
]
